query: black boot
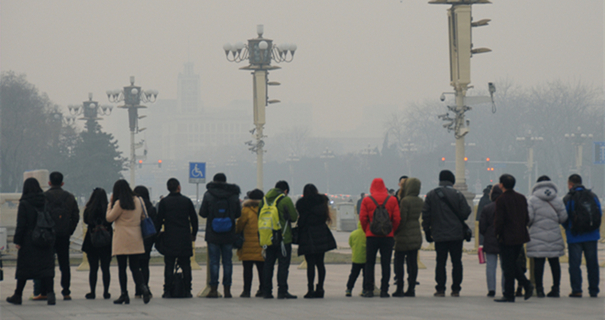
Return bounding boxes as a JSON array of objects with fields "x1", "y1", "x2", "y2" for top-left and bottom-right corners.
[
  {"x1": 304, "y1": 284, "x2": 315, "y2": 299},
  {"x1": 207, "y1": 285, "x2": 218, "y2": 298},
  {"x1": 6, "y1": 294, "x2": 22, "y2": 305},
  {"x1": 547, "y1": 286, "x2": 560, "y2": 298},
  {"x1": 536, "y1": 287, "x2": 545, "y2": 298},
  {"x1": 314, "y1": 285, "x2": 325, "y2": 298},
  {"x1": 224, "y1": 286, "x2": 232, "y2": 298},
  {"x1": 392, "y1": 283, "x2": 404, "y2": 297},
  {"x1": 114, "y1": 292, "x2": 130, "y2": 304},
  {"x1": 47, "y1": 292, "x2": 56, "y2": 305},
  {"x1": 404, "y1": 285, "x2": 416, "y2": 297},
  {"x1": 141, "y1": 285, "x2": 151, "y2": 304}
]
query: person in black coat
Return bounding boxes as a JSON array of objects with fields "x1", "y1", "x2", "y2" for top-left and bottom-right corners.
[
  {"x1": 82, "y1": 187, "x2": 113, "y2": 300},
  {"x1": 133, "y1": 185, "x2": 157, "y2": 299},
  {"x1": 479, "y1": 184, "x2": 503, "y2": 297},
  {"x1": 7, "y1": 178, "x2": 56, "y2": 305},
  {"x1": 296, "y1": 184, "x2": 337, "y2": 299},
  {"x1": 156, "y1": 178, "x2": 198, "y2": 298}
]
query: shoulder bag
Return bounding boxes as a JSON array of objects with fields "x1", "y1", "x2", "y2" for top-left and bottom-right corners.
[{"x1": 435, "y1": 188, "x2": 472, "y2": 242}]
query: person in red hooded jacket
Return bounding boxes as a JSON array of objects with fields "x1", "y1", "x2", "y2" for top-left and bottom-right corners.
[{"x1": 359, "y1": 178, "x2": 401, "y2": 298}]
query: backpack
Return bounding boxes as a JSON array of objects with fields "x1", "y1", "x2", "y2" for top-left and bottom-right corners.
[
  {"x1": 90, "y1": 219, "x2": 112, "y2": 248},
  {"x1": 368, "y1": 196, "x2": 393, "y2": 236},
  {"x1": 211, "y1": 198, "x2": 233, "y2": 233},
  {"x1": 170, "y1": 263, "x2": 189, "y2": 298},
  {"x1": 570, "y1": 189, "x2": 602, "y2": 235},
  {"x1": 47, "y1": 193, "x2": 72, "y2": 237},
  {"x1": 32, "y1": 204, "x2": 56, "y2": 248},
  {"x1": 258, "y1": 194, "x2": 285, "y2": 248}
]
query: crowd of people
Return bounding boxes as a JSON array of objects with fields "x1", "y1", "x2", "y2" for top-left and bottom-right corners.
[{"x1": 4, "y1": 170, "x2": 601, "y2": 306}]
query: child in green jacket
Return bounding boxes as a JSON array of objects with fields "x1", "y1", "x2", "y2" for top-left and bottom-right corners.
[{"x1": 346, "y1": 222, "x2": 366, "y2": 296}]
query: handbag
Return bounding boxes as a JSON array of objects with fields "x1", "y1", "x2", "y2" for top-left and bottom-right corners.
[
  {"x1": 478, "y1": 246, "x2": 486, "y2": 264},
  {"x1": 233, "y1": 232, "x2": 244, "y2": 249},
  {"x1": 90, "y1": 219, "x2": 112, "y2": 248},
  {"x1": 435, "y1": 187, "x2": 472, "y2": 242},
  {"x1": 139, "y1": 198, "x2": 157, "y2": 239},
  {"x1": 171, "y1": 263, "x2": 190, "y2": 298}
]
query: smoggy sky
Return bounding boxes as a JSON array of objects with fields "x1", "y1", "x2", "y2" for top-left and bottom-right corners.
[{"x1": 1, "y1": 0, "x2": 603, "y2": 136}]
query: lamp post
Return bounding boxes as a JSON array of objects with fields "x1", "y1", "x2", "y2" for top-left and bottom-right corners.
[
  {"x1": 224, "y1": 24, "x2": 296, "y2": 190},
  {"x1": 565, "y1": 126, "x2": 593, "y2": 176},
  {"x1": 431, "y1": 0, "x2": 492, "y2": 197},
  {"x1": 286, "y1": 153, "x2": 300, "y2": 188},
  {"x1": 68, "y1": 93, "x2": 113, "y2": 132},
  {"x1": 516, "y1": 131, "x2": 543, "y2": 194},
  {"x1": 400, "y1": 139, "x2": 418, "y2": 175},
  {"x1": 320, "y1": 148, "x2": 335, "y2": 194},
  {"x1": 106, "y1": 77, "x2": 158, "y2": 186}
]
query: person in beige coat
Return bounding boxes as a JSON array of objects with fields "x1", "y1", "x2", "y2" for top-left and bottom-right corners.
[{"x1": 106, "y1": 180, "x2": 150, "y2": 305}]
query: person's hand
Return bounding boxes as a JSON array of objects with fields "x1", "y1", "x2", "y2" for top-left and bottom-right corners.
[
  {"x1": 425, "y1": 230, "x2": 434, "y2": 243},
  {"x1": 15, "y1": 244, "x2": 21, "y2": 250},
  {"x1": 191, "y1": 235, "x2": 196, "y2": 242},
  {"x1": 109, "y1": 194, "x2": 114, "y2": 204}
]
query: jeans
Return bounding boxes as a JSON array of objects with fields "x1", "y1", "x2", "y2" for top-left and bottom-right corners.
[
  {"x1": 164, "y1": 256, "x2": 192, "y2": 293},
  {"x1": 500, "y1": 244, "x2": 530, "y2": 300},
  {"x1": 364, "y1": 237, "x2": 394, "y2": 292},
  {"x1": 116, "y1": 254, "x2": 144, "y2": 293},
  {"x1": 435, "y1": 240, "x2": 463, "y2": 292},
  {"x1": 568, "y1": 241, "x2": 600, "y2": 295},
  {"x1": 242, "y1": 261, "x2": 264, "y2": 293},
  {"x1": 263, "y1": 243, "x2": 292, "y2": 294},
  {"x1": 54, "y1": 236, "x2": 71, "y2": 296},
  {"x1": 485, "y1": 253, "x2": 504, "y2": 293},
  {"x1": 208, "y1": 243, "x2": 233, "y2": 286},
  {"x1": 346, "y1": 263, "x2": 365, "y2": 291},
  {"x1": 305, "y1": 253, "x2": 326, "y2": 290},
  {"x1": 87, "y1": 249, "x2": 112, "y2": 295},
  {"x1": 534, "y1": 257, "x2": 560, "y2": 290},
  {"x1": 394, "y1": 250, "x2": 418, "y2": 290}
]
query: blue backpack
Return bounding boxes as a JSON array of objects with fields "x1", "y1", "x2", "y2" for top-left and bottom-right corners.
[{"x1": 211, "y1": 198, "x2": 233, "y2": 233}]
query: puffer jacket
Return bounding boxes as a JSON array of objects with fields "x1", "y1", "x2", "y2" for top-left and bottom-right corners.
[
  {"x1": 235, "y1": 200, "x2": 263, "y2": 261},
  {"x1": 422, "y1": 181, "x2": 472, "y2": 242},
  {"x1": 394, "y1": 178, "x2": 423, "y2": 251},
  {"x1": 526, "y1": 181, "x2": 567, "y2": 258},
  {"x1": 360, "y1": 178, "x2": 401, "y2": 237},
  {"x1": 349, "y1": 222, "x2": 366, "y2": 264}
]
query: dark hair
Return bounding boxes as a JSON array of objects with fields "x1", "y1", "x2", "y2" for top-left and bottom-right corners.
[
  {"x1": 399, "y1": 176, "x2": 408, "y2": 182},
  {"x1": 537, "y1": 175, "x2": 551, "y2": 182},
  {"x1": 84, "y1": 188, "x2": 108, "y2": 224},
  {"x1": 213, "y1": 173, "x2": 227, "y2": 183},
  {"x1": 134, "y1": 185, "x2": 151, "y2": 201},
  {"x1": 49, "y1": 171, "x2": 63, "y2": 186},
  {"x1": 360, "y1": 192, "x2": 365, "y2": 198},
  {"x1": 247, "y1": 189, "x2": 264, "y2": 200},
  {"x1": 21, "y1": 178, "x2": 43, "y2": 199},
  {"x1": 111, "y1": 180, "x2": 135, "y2": 210},
  {"x1": 568, "y1": 174, "x2": 582, "y2": 185},
  {"x1": 302, "y1": 183, "x2": 331, "y2": 224},
  {"x1": 166, "y1": 178, "x2": 180, "y2": 193},
  {"x1": 499, "y1": 174, "x2": 516, "y2": 190},
  {"x1": 275, "y1": 180, "x2": 289, "y2": 193}
]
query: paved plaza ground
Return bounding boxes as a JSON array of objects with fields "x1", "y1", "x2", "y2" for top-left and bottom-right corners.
[{"x1": 1, "y1": 232, "x2": 604, "y2": 319}]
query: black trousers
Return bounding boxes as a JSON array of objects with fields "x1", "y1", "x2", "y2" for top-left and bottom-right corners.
[
  {"x1": 533, "y1": 257, "x2": 560, "y2": 290},
  {"x1": 346, "y1": 263, "x2": 365, "y2": 291},
  {"x1": 116, "y1": 254, "x2": 144, "y2": 294},
  {"x1": 54, "y1": 236, "x2": 71, "y2": 296},
  {"x1": 394, "y1": 250, "x2": 418, "y2": 289},
  {"x1": 305, "y1": 253, "x2": 326, "y2": 290},
  {"x1": 135, "y1": 256, "x2": 150, "y2": 296},
  {"x1": 15, "y1": 277, "x2": 53, "y2": 296},
  {"x1": 87, "y1": 249, "x2": 112, "y2": 294},
  {"x1": 364, "y1": 237, "x2": 394, "y2": 292},
  {"x1": 164, "y1": 256, "x2": 192, "y2": 292},
  {"x1": 242, "y1": 261, "x2": 264, "y2": 293},
  {"x1": 263, "y1": 243, "x2": 292, "y2": 295},
  {"x1": 435, "y1": 240, "x2": 463, "y2": 292},
  {"x1": 500, "y1": 244, "x2": 530, "y2": 299}
]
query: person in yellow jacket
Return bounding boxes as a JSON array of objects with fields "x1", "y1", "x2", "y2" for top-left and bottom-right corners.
[
  {"x1": 346, "y1": 221, "x2": 366, "y2": 297},
  {"x1": 235, "y1": 189, "x2": 265, "y2": 298}
]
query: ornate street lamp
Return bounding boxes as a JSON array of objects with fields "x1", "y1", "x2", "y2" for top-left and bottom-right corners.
[
  {"x1": 565, "y1": 126, "x2": 593, "y2": 175},
  {"x1": 68, "y1": 93, "x2": 113, "y2": 132},
  {"x1": 224, "y1": 24, "x2": 296, "y2": 190}
]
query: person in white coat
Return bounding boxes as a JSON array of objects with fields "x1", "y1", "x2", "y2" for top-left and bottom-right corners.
[{"x1": 527, "y1": 175, "x2": 568, "y2": 298}]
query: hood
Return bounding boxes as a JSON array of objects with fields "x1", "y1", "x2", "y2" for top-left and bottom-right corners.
[
  {"x1": 490, "y1": 185, "x2": 503, "y2": 202},
  {"x1": 296, "y1": 193, "x2": 327, "y2": 212},
  {"x1": 242, "y1": 199, "x2": 260, "y2": 208},
  {"x1": 357, "y1": 221, "x2": 363, "y2": 230},
  {"x1": 264, "y1": 188, "x2": 285, "y2": 203},
  {"x1": 404, "y1": 178, "x2": 421, "y2": 197},
  {"x1": 21, "y1": 192, "x2": 45, "y2": 207},
  {"x1": 483, "y1": 185, "x2": 492, "y2": 194},
  {"x1": 532, "y1": 181, "x2": 558, "y2": 201},
  {"x1": 206, "y1": 182, "x2": 240, "y2": 199},
  {"x1": 369, "y1": 178, "x2": 388, "y2": 196}
]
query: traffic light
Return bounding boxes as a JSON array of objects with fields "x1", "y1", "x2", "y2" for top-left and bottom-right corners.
[
  {"x1": 138, "y1": 160, "x2": 143, "y2": 168},
  {"x1": 464, "y1": 157, "x2": 468, "y2": 162},
  {"x1": 158, "y1": 160, "x2": 162, "y2": 168},
  {"x1": 439, "y1": 157, "x2": 446, "y2": 167}
]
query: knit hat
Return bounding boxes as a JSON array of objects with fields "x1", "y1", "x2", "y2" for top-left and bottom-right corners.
[
  {"x1": 213, "y1": 173, "x2": 227, "y2": 183},
  {"x1": 439, "y1": 170, "x2": 455, "y2": 184},
  {"x1": 247, "y1": 189, "x2": 264, "y2": 200}
]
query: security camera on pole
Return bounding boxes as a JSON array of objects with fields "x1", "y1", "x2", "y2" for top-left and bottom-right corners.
[
  {"x1": 223, "y1": 25, "x2": 296, "y2": 190},
  {"x1": 430, "y1": 0, "x2": 494, "y2": 199}
]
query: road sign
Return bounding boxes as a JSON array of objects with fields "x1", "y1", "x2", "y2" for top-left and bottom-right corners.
[
  {"x1": 594, "y1": 142, "x2": 605, "y2": 164},
  {"x1": 189, "y1": 162, "x2": 206, "y2": 184}
]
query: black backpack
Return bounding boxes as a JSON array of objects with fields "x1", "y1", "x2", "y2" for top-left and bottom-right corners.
[
  {"x1": 90, "y1": 219, "x2": 112, "y2": 248},
  {"x1": 170, "y1": 263, "x2": 190, "y2": 298},
  {"x1": 32, "y1": 204, "x2": 56, "y2": 248},
  {"x1": 570, "y1": 189, "x2": 602, "y2": 235},
  {"x1": 47, "y1": 193, "x2": 71, "y2": 237},
  {"x1": 368, "y1": 196, "x2": 393, "y2": 236}
]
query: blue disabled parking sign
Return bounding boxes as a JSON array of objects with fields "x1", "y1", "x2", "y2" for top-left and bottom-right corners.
[{"x1": 189, "y1": 162, "x2": 206, "y2": 184}]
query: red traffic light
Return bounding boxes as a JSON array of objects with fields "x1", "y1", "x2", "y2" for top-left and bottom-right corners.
[
  {"x1": 441, "y1": 157, "x2": 446, "y2": 161},
  {"x1": 464, "y1": 157, "x2": 468, "y2": 161},
  {"x1": 138, "y1": 160, "x2": 143, "y2": 164},
  {"x1": 158, "y1": 160, "x2": 162, "y2": 164},
  {"x1": 486, "y1": 157, "x2": 490, "y2": 162}
]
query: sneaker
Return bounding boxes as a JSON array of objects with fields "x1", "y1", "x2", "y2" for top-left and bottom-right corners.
[
  {"x1": 6, "y1": 295, "x2": 22, "y2": 305},
  {"x1": 569, "y1": 292, "x2": 582, "y2": 298},
  {"x1": 361, "y1": 290, "x2": 374, "y2": 298},
  {"x1": 240, "y1": 291, "x2": 251, "y2": 298},
  {"x1": 47, "y1": 292, "x2": 56, "y2": 305},
  {"x1": 63, "y1": 295, "x2": 72, "y2": 301},
  {"x1": 345, "y1": 290, "x2": 352, "y2": 297},
  {"x1": 263, "y1": 293, "x2": 274, "y2": 299},
  {"x1": 434, "y1": 291, "x2": 445, "y2": 297},
  {"x1": 546, "y1": 290, "x2": 559, "y2": 298},
  {"x1": 451, "y1": 291, "x2": 460, "y2": 297},
  {"x1": 590, "y1": 293, "x2": 598, "y2": 298},
  {"x1": 255, "y1": 290, "x2": 264, "y2": 298}
]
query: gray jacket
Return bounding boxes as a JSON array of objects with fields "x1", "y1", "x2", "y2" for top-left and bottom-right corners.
[
  {"x1": 526, "y1": 181, "x2": 568, "y2": 258},
  {"x1": 422, "y1": 181, "x2": 472, "y2": 242}
]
